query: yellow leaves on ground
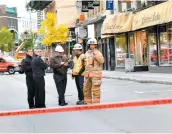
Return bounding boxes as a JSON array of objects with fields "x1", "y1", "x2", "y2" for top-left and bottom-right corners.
[{"x1": 39, "y1": 12, "x2": 69, "y2": 46}]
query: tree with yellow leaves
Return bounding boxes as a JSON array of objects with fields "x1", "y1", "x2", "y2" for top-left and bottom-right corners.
[{"x1": 39, "y1": 12, "x2": 69, "y2": 46}]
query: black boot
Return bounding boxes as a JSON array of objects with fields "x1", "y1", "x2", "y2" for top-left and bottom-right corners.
[
  {"x1": 59, "y1": 99, "x2": 68, "y2": 106},
  {"x1": 60, "y1": 102, "x2": 68, "y2": 106},
  {"x1": 76, "y1": 100, "x2": 84, "y2": 105},
  {"x1": 29, "y1": 104, "x2": 35, "y2": 109}
]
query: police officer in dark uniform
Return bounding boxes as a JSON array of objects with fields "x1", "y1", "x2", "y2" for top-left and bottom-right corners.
[
  {"x1": 22, "y1": 50, "x2": 35, "y2": 109},
  {"x1": 31, "y1": 50, "x2": 48, "y2": 108}
]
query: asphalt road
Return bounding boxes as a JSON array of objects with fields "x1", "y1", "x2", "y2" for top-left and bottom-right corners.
[{"x1": 0, "y1": 73, "x2": 172, "y2": 133}]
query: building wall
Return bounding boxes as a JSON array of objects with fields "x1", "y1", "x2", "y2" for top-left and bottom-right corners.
[
  {"x1": 0, "y1": 5, "x2": 7, "y2": 28},
  {"x1": 44, "y1": 0, "x2": 77, "y2": 28},
  {"x1": 113, "y1": 0, "x2": 169, "y2": 72},
  {"x1": 6, "y1": 7, "x2": 18, "y2": 31},
  {"x1": 18, "y1": 18, "x2": 37, "y2": 39},
  {"x1": 0, "y1": 5, "x2": 18, "y2": 31},
  {"x1": 84, "y1": 0, "x2": 106, "y2": 20}
]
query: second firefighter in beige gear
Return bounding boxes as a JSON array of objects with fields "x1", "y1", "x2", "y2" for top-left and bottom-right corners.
[
  {"x1": 72, "y1": 43, "x2": 85, "y2": 105},
  {"x1": 83, "y1": 38, "x2": 104, "y2": 104}
]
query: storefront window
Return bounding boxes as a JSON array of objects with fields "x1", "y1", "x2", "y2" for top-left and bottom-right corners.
[
  {"x1": 168, "y1": 23, "x2": 172, "y2": 65},
  {"x1": 159, "y1": 25, "x2": 169, "y2": 66},
  {"x1": 115, "y1": 34, "x2": 127, "y2": 67},
  {"x1": 159, "y1": 23, "x2": 172, "y2": 66},
  {"x1": 148, "y1": 28, "x2": 158, "y2": 66},
  {"x1": 135, "y1": 31, "x2": 148, "y2": 65},
  {"x1": 129, "y1": 33, "x2": 135, "y2": 60}
]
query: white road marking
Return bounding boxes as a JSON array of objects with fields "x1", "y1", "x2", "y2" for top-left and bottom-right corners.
[
  {"x1": 134, "y1": 90, "x2": 172, "y2": 94},
  {"x1": 134, "y1": 91, "x2": 144, "y2": 94}
]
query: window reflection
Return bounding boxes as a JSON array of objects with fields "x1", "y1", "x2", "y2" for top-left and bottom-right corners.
[
  {"x1": 135, "y1": 31, "x2": 148, "y2": 65},
  {"x1": 116, "y1": 34, "x2": 127, "y2": 67},
  {"x1": 148, "y1": 28, "x2": 158, "y2": 65},
  {"x1": 159, "y1": 25, "x2": 169, "y2": 65},
  {"x1": 129, "y1": 33, "x2": 134, "y2": 60}
]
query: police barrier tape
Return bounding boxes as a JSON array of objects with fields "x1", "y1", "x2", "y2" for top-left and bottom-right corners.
[{"x1": 0, "y1": 98, "x2": 172, "y2": 117}]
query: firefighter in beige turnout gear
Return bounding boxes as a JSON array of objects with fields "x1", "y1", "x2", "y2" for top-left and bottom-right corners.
[
  {"x1": 83, "y1": 38, "x2": 104, "y2": 104},
  {"x1": 72, "y1": 44, "x2": 85, "y2": 105}
]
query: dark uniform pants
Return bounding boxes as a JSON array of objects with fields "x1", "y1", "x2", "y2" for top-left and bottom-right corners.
[
  {"x1": 33, "y1": 76, "x2": 46, "y2": 108},
  {"x1": 75, "y1": 75, "x2": 84, "y2": 101},
  {"x1": 26, "y1": 76, "x2": 35, "y2": 108},
  {"x1": 53, "y1": 74, "x2": 67, "y2": 104}
]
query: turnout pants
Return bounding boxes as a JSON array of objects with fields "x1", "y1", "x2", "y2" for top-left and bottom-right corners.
[
  {"x1": 75, "y1": 75, "x2": 84, "y2": 101},
  {"x1": 33, "y1": 76, "x2": 46, "y2": 108},
  {"x1": 83, "y1": 77, "x2": 102, "y2": 104},
  {"x1": 53, "y1": 74, "x2": 67, "y2": 104},
  {"x1": 26, "y1": 75, "x2": 35, "y2": 108}
]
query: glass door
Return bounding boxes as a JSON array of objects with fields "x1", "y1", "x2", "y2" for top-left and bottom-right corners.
[
  {"x1": 148, "y1": 28, "x2": 158, "y2": 66},
  {"x1": 135, "y1": 31, "x2": 148, "y2": 66},
  {"x1": 128, "y1": 33, "x2": 135, "y2": 60},
  {"x1": 159, "y1": 25, "x2": 169, "y2": 66},
  {"x1": 115, "y1": 34, "x2": 127, "y2": 67}
]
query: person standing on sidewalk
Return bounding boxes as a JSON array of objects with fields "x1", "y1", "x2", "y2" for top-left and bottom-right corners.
[
  {"x1": 72, "y1": 44, "x2": 85, "y2": 105},
  {"x1": 50, "y1": 45, "x2": 69, "y2": 106},
  {"x1": 83, "y1": 38, "x2": 104, "y2": 104},
  {"x1": 31, "y1": 50, "x2": 48, "y2": 108},
  {"x1": 22, "y1": 50, "x2": 35, "y2": 109}
]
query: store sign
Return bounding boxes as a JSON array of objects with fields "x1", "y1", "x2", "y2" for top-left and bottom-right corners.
[
  {"x1": 81, "y1": 1, "x2": 89, "y2": 12},
  {"x1": 132, "y1": 1, "x2": 172, "y2": 31},
  {"x1": 101, "y1": 12, "x2": 133, "y2": 35},
  {"x1": 87, "y1": 1, "x2": 94, "y2": 9},
  {"x1": 133, "y1": 11, "x2": 161, "y2": 30},
  {"x1": 93, "y1": 0, "x2": 100, "y2": 6},
  {"x1": 106, "y1": 0, "x2": 114, "y2": 10},
  {"x1": 125, "y1": 58, "x2": 134, "y2": 72}
]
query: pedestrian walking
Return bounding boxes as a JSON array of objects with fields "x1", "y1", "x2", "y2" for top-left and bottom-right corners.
[
  {"x1": 83, "y1": 38, "x2": 104, "y2": 104},
  {"x1": 50, "y1": 45, "x2": 69, "y2": 106},
  {"x1": 22, "y1": 50, "x2": 35, "y2": 109},
  {"x1": 72, "y1": 44, "x2": 85, "y2": 105},
  {"x1": 31, "y1": 50, "x2": 48, "y2": 108}
]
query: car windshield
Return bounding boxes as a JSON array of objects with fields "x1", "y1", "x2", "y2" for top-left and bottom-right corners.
[{"x1": 4, "y1": 57, "x2": 16, "y2": 62}]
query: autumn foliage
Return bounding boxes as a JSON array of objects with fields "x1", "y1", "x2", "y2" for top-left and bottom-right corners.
[
  {"x1": 0, "y1": 27, "x2": 14, "y2": 52},
  {"x1": 39, "y1": 12, "x2": 69, "y2": 46}
]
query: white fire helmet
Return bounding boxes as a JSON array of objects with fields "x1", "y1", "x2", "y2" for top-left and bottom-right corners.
[
  {"x1": 87, "y1": 38, "x2": 98, "y2": 45},
  {"x1": 73, "y1": 43, "x2": 83, "y2": 50},
  {"x1": 55, "y1": 45, "x2": 64, "y2": 52}
]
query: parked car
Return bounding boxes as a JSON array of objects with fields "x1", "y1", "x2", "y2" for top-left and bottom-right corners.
[{"x1": 0, "y1": 56, "x2": 23, "y2": 74}]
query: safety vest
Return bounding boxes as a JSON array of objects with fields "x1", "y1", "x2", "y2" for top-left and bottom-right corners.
[{"x1": 72, "y1": 55, "x2": 85, "y2": 76}]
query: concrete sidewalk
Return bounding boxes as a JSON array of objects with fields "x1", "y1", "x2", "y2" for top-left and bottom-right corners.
[{"x1": 102, "y1": 71, "x2": 172, "y2": 85}]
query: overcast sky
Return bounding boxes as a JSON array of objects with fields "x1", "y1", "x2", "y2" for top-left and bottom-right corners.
[{"x1": 0, "y1": 0, "x2": 37, "y2": 19}]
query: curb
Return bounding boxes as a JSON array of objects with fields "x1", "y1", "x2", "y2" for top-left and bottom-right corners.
[
  {"x1": 103, "y1": 76, "x2": 172, "y2": 85},
  {"x1": 68, "y1": 72, "x2": 172, "y2": 85}
]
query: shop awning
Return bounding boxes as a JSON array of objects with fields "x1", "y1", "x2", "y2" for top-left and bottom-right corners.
[
  {"x1": 101, "y1": 35, "x2": 114, "y2": 39},
  {"x1": 82, "y1": 15, "x2": 106, "y2": 27},
  {"x1": 132, "y1": 1, "x2": 172, "y2": 30},
  {"x1": 101, "y1": 12, "x2": 133, "y2": 35}
]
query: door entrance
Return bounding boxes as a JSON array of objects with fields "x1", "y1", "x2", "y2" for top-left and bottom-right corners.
[{"x1": 135, "y1": 31, "x2": 148, "y2": 66}]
